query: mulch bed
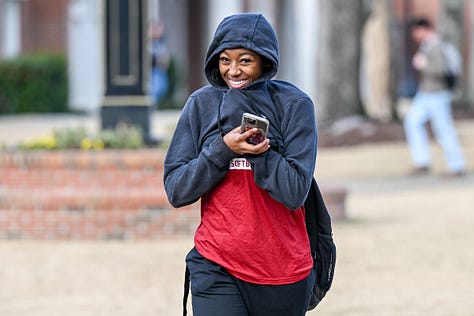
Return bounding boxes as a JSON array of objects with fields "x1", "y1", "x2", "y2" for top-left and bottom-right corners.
[{"x1": 318, "y1": 107, "x2": 474, "y2": 148}]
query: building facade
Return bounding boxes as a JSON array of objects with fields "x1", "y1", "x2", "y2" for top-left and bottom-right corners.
[{"x1": 0, "y1": 0, "x2": 472, "y2": 117}]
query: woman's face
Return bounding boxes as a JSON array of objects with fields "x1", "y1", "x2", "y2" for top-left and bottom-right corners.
[{"x1": 218, "y1": 48, "x2": 264, "y2": 89}]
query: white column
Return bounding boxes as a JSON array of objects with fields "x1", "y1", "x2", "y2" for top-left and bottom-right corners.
[
  {"x1": 67, "y1": 0, "x2": 103, "y2": 112},
  {"x1": 207, "y1": 0, "x2": 242, "y2": 43},
  {"x1": 249, "y1": 0, "x2": 277, "y2": 25},
  {"x1": 148, "y1": 0, "x2": 160, "y2": 22},
  {"x1": 293, "y1": 0, "x2": 318, "y2": 102},
  {"x1": 2, "y1": 0, "x2": 21, "y2": 58}
]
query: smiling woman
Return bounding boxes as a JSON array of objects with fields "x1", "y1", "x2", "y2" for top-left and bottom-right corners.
[
  {"x1": 218, "y1": 48, "x2": 264, "y2": 89},
  {"x1": 163, "y1": 13, "x2": 318, "y2": 316}
]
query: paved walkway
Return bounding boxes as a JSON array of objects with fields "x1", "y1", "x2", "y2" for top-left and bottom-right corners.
[{"x1": 0, "y1": 112, "x2": 473, "y2": 315}]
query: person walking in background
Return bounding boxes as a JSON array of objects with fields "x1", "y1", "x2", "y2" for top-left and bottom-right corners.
[
  {"x1": 404, "y1": 17, "x2": 466, "y2": 177},
  {"x1": 164, "y1": 13, "x2": 317, "y2": 315},
  {"x1": 148, "y1": 20, "x2": 170, "y2": 107}
]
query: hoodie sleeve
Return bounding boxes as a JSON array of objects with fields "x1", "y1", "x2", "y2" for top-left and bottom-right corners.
[
  {"x1": 247, "y1": 97, "x2": 317, "y2": 210},
  {"x1": 163, "y1": 95, "x2": 238, "y2": 208}
]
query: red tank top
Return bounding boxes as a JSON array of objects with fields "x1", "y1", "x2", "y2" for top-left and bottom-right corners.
[{"x1": 194, "y1": 157, "x2": 313, "y2": 285}]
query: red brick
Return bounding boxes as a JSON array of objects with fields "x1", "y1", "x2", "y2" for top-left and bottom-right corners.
[{"x1": 0, "y1": 150, "x2": 200, "y2": 239}]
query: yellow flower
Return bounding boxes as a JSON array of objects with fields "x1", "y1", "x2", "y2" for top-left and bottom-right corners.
[
  {"x1": 40, "y1": 134, "x2": 57, "y2": 149},
  {"x1": 21, "y1": 134, "x2": 57, "y2": 149},
  {"x1": 93, "y1": 139, "x2": 105, "y2": 150},
  {"x1": 80, "y1": 138, "x2": 105, "y2": 150},
  {"x1": 80, "y1": 138, "x2": 93, "y2": 150}
]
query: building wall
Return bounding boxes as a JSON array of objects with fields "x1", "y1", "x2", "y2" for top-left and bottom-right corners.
[
  {"x1": 1, "y1": 0, "x2": 472, "y2": 113},
  {"x1": 20, "y1": 0, "x2": 69, "y2": 54}
]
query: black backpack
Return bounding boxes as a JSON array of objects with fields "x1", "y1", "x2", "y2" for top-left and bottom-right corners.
[
  {"x1": 182, "y1": 178, "x2": 336, "y2": 314},
  {"x1": 304, "y1": 178, "x2": 337, "y2": 310},
  {"x1": 441, "y1": 41, "x2": 462, "y2": 90}
]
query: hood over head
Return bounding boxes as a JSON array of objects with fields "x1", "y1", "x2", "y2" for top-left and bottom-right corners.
[{"x1": 205, "y1": 14, "x2": 279, "y2": 88}]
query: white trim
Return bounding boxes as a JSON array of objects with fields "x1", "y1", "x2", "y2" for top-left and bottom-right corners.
[{"x1": 3, "y1": 0, "x2": 21, "y2": 58}]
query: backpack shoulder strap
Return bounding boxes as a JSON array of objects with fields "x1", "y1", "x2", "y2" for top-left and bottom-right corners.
[{"x1": 183, "y1": 265, "x2": 190, "y2": 316}]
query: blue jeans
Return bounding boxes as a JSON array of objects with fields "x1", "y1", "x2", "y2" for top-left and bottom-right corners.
[
  {"x1": 150, "y1": 68, "x2": 168, "y2": 105},
  {"x1": 186, "y1": 248, "x2": 315, "y2": 316},
  {"x1": 403, "y1": 90, "x2": 465, "y2": 172}
]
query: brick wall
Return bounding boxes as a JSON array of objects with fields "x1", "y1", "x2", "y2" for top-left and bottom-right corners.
[
  {"x1": 0, "y1": 149, "x2": 199, "y2": 240},
  {"x1": 0, "y1": 149, "x2": 346, "y2": 240},
  {"x1": 20, "y1": 0, "x2": 68, "y2": 54}
]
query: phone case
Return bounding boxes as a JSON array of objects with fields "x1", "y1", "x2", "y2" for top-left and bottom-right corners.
[{"x1": 240, "y1": 113, "x2": 269, "y2": 144}]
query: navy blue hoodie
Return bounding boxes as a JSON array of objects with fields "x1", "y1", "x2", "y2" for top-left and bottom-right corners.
[{"x1": 164, "y1": 13, "x2": 317, "y2": 211}]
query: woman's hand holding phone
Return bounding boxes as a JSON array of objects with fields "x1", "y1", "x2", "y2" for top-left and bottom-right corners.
[{"x1": 223, "y1": 126, "x2": 270, "y2": 155}]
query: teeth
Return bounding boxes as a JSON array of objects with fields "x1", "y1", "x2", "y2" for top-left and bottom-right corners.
[{"x1": 230, "y1": 79, "x2": 246, "y2": 85}]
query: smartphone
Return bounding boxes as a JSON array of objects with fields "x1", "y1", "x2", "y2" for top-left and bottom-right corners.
[{"x1": 240, "y1": 113, "x2": 269, "y2": 145}]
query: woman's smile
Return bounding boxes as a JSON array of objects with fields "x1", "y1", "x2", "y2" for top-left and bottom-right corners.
[{"x1": 228, "y1": 78, "x2": 249, "y2": 89}]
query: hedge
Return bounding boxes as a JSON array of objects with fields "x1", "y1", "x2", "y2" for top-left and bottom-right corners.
[{"x1": 0, "y1": 53, "x2": 68, "y2": 114}]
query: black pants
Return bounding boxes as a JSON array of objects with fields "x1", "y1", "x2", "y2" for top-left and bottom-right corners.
[{"x1": 186, "y1": 248, "x2": 315, "y2": 316}]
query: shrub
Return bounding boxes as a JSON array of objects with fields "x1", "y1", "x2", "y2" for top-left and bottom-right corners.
[
  {"x1": 97, "y1": 123, "x2": 144, "y2": 149},
  {"x1": 0, "y1": 53, "x2": 68, "y2": 114}
]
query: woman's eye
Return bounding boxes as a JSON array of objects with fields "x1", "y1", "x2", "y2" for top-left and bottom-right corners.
[
  {"x1": 241, "y1": 58, "x2": 252, "y2": 64},
  {"x1": 219, "y1": 57, "x2": 229, "y2": 63}
]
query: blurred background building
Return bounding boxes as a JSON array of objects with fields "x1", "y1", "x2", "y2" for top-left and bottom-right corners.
[{"x1": 0, "y1": 0, "x2": 473, "y2": 123}]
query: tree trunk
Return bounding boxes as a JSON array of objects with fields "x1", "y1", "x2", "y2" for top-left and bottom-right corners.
[
  {"x1": 360, "y1": 0, "x2": 393, "y2": 122},
  {"x1": 317, "y1": 0, "x2": 364, "y2": 123}
]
